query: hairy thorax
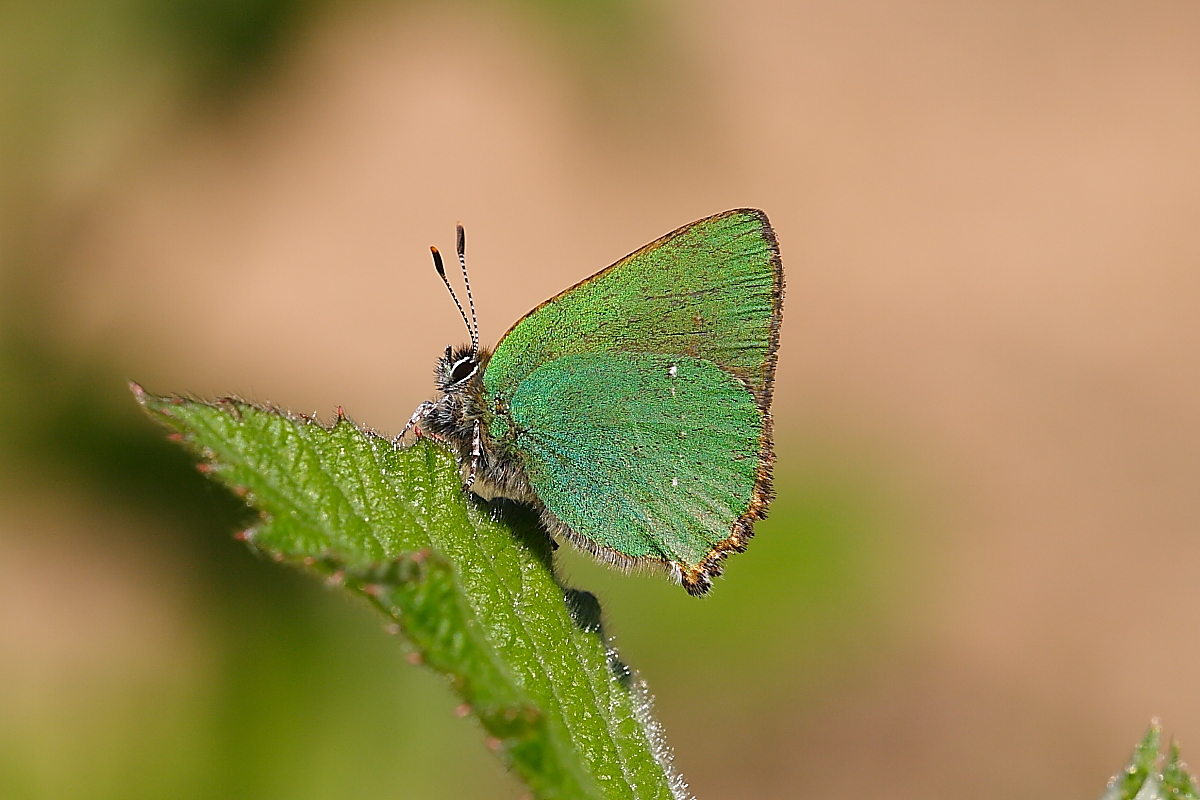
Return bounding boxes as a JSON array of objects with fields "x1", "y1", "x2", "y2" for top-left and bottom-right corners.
[{"x1": 418, "y1": 347, "x2": 536, "y2": 504}]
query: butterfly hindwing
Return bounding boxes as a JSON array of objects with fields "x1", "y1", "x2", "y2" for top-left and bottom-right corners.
[{"x1": 500, "y1": 351, "x2": 763, "y2": 572}]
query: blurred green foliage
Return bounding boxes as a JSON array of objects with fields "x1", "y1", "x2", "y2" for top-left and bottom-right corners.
[{"x1": 144, "y1": 0, "x2": 320, "y2": 91}]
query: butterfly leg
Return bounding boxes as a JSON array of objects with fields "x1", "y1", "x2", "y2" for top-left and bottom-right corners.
[
  {"x1": 464, "y1": 420, "x2": 482, "y2": 492},
  {"x1": 395, "y1": 401, "x2": 435, "y2": 446}
]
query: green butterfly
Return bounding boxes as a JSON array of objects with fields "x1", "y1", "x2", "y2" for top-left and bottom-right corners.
[{"x1": 402, "y1": 209, "x2": 783, "y2": 595}]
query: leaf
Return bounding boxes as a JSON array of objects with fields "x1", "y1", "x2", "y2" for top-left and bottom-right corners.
[
  {"x1": 133, "y1": 385, "x2": 688, "y2": 800},
  {"x1": 1101, "y1": 724, "x2": 1200, "y2": 800},
  {"x1": 1163, "y1": 743, "x2": 1200, "y2": 800}
]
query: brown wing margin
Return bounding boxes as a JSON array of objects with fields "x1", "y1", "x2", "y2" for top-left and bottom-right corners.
[{"x1": 679, "y1": 209, "x2": 783, "y2": 595}]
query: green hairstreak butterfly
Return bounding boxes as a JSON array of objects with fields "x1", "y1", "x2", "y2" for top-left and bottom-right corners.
[{"x1": 401, "y1": 209, "x2": 783, "y2": 595}]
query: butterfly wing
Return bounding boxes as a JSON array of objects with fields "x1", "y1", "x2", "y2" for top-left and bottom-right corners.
[
  {"x1": 500, "y1": 351, "x2": 763, "y2": 590},
  {"x1": 484, "y1": 208, "x2": 782, "y2": 410},
  {"x1": 484, "y1": 209, "x2": 782, "y2": 593}
]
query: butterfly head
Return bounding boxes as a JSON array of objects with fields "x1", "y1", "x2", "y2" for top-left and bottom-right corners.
[{"x1": 436, "y1": 344, "x2": 482, "y2": 393}]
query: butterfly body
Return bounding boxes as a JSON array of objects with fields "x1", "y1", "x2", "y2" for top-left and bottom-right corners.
[
  {"x1": 409, "y1": 209, "x2": 783, "y2": 595},
  {"x1": 416, "y1": 344, "x2": 538, "y2": 506}
]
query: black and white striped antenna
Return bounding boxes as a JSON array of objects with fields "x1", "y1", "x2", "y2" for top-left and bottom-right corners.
[
  {"x1": 430, "y1": 245, "x2": 475, "y2": 354},
  {"x1": 429, "y1": 224, "x2": 480, "y2": 355},
  {"x1": 456, "y1": 223, "x2": 479, "y2": 355}
]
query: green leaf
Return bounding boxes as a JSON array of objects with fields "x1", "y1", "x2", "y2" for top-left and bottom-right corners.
[
  {"x1": 1099, "y1": 723, "x2": 1160, "y2": 800},
  {"x1": 1164, "y1": 742, "x2": 1200, "y2": 800},
  {"x1": 133, "y1": 385, "x2": 686, "y2": 800},
  {"x1": 1101, "y1": 724, "x2": 1200, "y2": 800}
]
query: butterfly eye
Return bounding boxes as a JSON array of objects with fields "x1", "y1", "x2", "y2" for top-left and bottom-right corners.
[{"x1": 447, "y1": 357, "x2": 478, "y2": 386}]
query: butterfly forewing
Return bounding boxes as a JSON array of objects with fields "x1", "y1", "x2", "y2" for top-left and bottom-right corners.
[{"x1": 484, "y1": 209, "x2": 782, "y2": 410}]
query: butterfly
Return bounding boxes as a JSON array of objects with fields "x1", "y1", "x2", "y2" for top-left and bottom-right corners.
[{"x1": 401, "y1": 209, "x2": 783, "y2": 595}]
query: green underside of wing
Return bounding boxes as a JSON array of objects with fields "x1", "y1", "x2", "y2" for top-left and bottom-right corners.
[
  {"x1": 484, "y1": 209, "x2": 780, "y2": 407},
  {"x1": 502, "y1": 352, "x2": 763, "y2": 568}
]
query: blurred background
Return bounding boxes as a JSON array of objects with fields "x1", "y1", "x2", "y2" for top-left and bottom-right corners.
[{"x1": 1, "y1": 1, "x2": 1197, "y2": 797}]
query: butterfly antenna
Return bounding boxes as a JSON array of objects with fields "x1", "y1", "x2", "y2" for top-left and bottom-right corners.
[
  {"x1": 456, "y1": 223, "x2": 479, "y2": 355},
  {"x1": 430, "y1": 246, "x2": 473, "y2": 344}
]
